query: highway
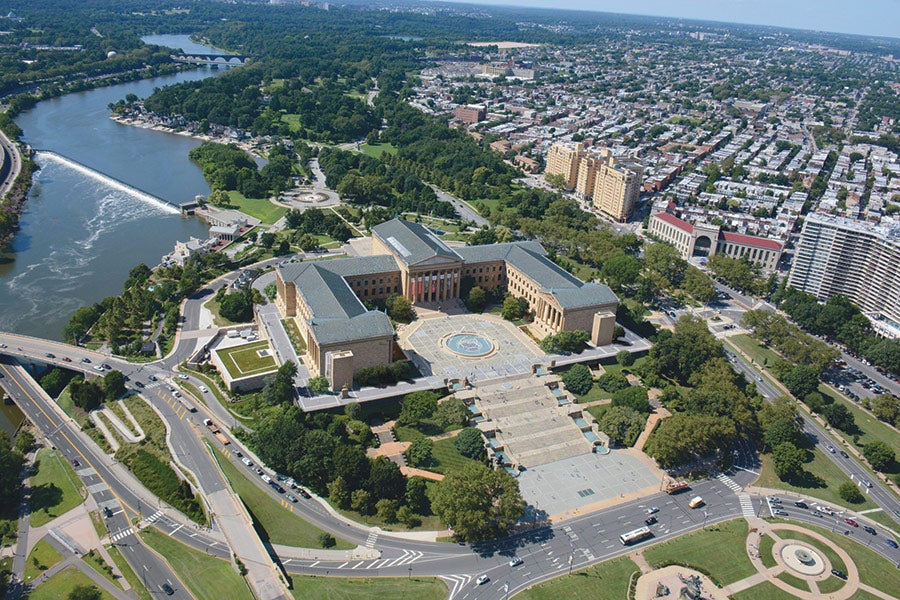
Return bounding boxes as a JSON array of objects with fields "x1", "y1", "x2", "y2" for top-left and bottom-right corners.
[{"x1": 0, "y1": 128, "x2": 23, "y2": 198}]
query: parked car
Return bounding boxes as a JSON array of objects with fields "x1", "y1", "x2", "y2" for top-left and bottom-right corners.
[{"x1": 298, "y1": 488, "x2": 311, "y2": 499}]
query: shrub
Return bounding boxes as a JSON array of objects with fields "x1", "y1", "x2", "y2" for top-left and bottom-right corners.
[
  {"x1": 597, "y1": 372, "x2": 630, "y2": 394},
  {"x1": 454, "y1": 427, "x2": 486, "y2": 460},
  {"x1": 838, "y1": 481, "x2": 864, "y2": 504},
  {"x1": 318, "y1": 533, "x2": 336, "y2": 548},
  {"x1": 561, "y1": 364, "x2": 593, "y2": 396}
]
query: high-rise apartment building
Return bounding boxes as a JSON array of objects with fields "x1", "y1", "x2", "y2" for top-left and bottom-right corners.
[
  {"x1": 788, "y1": 212, "x2": 900, "y2": 327},
  {"x1": 592, "y1": 157, "x2": 644, "y2": 222},
  {"x1": 544, "y1": 142, "x2": 584, "y2": 190}
]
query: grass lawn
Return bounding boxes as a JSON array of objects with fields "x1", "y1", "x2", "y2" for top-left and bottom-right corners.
[
  {"x1": 816, "y1": 574, "x2": 846, "y2": 594},
  {"x1": 643, "y1": 519, "x2": 755, "y2": 586},
  {"x1": 585, "y1": 404, "x2": 609, "y2": 422},
  {"x1": 730, "y1": 581, "x2": 799, "y2": 600},
  {"x1": 29, "y1": 448, "x2": 85, "y2": 527},
  {"x1": 861, "y1": 509, "x2": 899, "y2": 529},
  {"x1": 215, "y1": 447, "x2": 353, "y2": 549},
  {"x1": 775, "y1": 571, "x2": 810, "y2": 592},
  {"x1": 141, "y1": 527, "x2": 252, "y2": 600},
  {"x1": 288, "y1": 575, "x2": 446, "y2": 600},
  {"x1": 727, "y1": 334, "x2": 782, "y2": 369},
  {"x1": 216, "y1": 340, "x2": 278, "y2": 378},
  {"x1": 774, "y1": 530, "x2": 847, "y2": 573},
  {"x1": 106, "y1": 545, "x2": 151, "y2": 600},
  {"x1": 514, "y1": 555, "x2": 640, "y2": 600},
  {"x1": 758, "y1": 534, "x2": 777, "y2": 568},
  {"x1": 281, "y1": 113, "x2": 302, "y2": 133},
  {"x1": 203, "y1": 297, "x2": 241, "y2": 327},
  {"x1": 574, "y1": 384, "x2": 611, "y2": 404},
  {"x1": 83, "y1": 548, "x2": 121, "y2": 589},
  {"x1": 756, "y1": 449, "x2": 878, "y2": 511},
  {"x1": 598, "y1": 355, "x2": 649, "y2": 378},
  {"x1": 819, "y1": 385, "x2": 900, "y2": 478},
  {"x1": 359, "y1": 142, "x2": 397, "y2": 158},
  {"x1": 27, "y1": 566, "x2": 116, "y2": 600},
  {"x1": 24, "y1": 539, "x2": 63, "y2": 582},
  {"x1": 226, "y1": 190, "x2": 287, "y2": 224},
  {"x1": 393, "y1": 427, "x2": 482, "y2": 475}
]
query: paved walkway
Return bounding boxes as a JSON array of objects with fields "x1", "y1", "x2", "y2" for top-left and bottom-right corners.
[{"x1": 633, "y1": 407, "x2": 671, "y2": 452}]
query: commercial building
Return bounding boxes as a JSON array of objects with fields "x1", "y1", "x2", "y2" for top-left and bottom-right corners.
[
  {"x1": 275, "y1": 219, "x2": 618, "y2": 389},
  {"x1": 788, "y1": 212, "x2": 900, "y2": 327},
  {"x1": 647, "y1": 211, "x2": 783, "y2": 271},
  {"x1": 454, "y1": 104, "x2": 486, "y2": 124}
]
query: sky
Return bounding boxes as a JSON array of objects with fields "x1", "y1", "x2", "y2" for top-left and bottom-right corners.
[{"x1": 439, "y1": 0, "x2": 900, "y2": 39}]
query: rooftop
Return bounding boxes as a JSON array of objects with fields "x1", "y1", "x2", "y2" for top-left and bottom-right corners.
[{"x1": 371, "y1": 219, "x2": 461, "y2": 266}]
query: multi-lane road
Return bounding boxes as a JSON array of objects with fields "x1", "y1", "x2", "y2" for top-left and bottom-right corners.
[{"x1": 4, "y1": 271, "x2": 900, "y2": 598}]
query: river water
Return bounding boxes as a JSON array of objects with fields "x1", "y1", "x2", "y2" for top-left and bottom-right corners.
[{"x1": 0, "y1": 35, "x2": 221, "y2": 342}]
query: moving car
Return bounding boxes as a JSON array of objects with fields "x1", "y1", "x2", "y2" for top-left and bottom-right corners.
[
  {"x1": 831, "y1": 569, "x2": 847, "y2": 580},
  {"x1": 794, "y1": 501, "x2": 808, "y2": 509},
  {"x1": 688, "y1": 496, "x2": 704, "y2": 509},
  {"x1": 839, "y1": 450, "x2": 849, "y2": 458},
  {"x1": 103, "y1": 506, "x2": 113, "y2": 519},
  {"x1": 93, "y1": 365, "x2": 104, "y2": 372},
  {"x1": 161, "y1": 583, "x2": 175, "y2": 596},
  {"x1": 863, "y1": 526, "x2": 876, "y2": 535},
  {"x1": 476, "y1": 575, "x2": 489, "y2": 585},
  {"x1": 199, "y1": 385, "x2": 209, "y2": 393},
  {"x1": 886, "y1": 539, "x2": 899, "y2": 549},
  {"x1": 646, "y1": 506, "x2": 659, "y2": 514},
  {"x1": 298, "y1": 488, "x2": 312, "y2": 499},
  {"x1": 645, "y1": 516, "x2": 658, "y2": 526},
  {"x1": 286, "y1": 494, "x2": 298, "y2": 503},
  {"x1": 509, "y1": 556, "x2": 523, "y2": 567},
  {"x1": 844, "y1": 518, "x2": 858, "y2": 527}
]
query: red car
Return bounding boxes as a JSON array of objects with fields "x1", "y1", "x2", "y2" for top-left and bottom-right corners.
[
  {"x1": 62, "y1": 357, "x2": 72, "y2": 362},
  {"x1": 844, "y1": 518, "x2": 859, "y2": 527}
]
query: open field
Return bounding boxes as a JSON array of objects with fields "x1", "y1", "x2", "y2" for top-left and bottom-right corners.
[
  {"x1": 215, "y1": 447, "x2": 353, "y2": 549},
  {"x1": 29, "y1": 448, "x2": 84, "y2": 527},
  {"x1": 289, "y1": 575, "x2": 447, "y2": 600},
  {"x1": 24, "y1": 539, "x2": 63, "y2": 583},
  {"x1": 642, "y1": 519, "x2": 755, "y2": 586},
  {"x1": 216, "y1": 340, "x2": 277, "y2": 378},
  {"x1": 360, "y1": 142, "x2": 397, "y2": 158},
  {"x1": 141, "y1": 527, "x2": 253, "y2": 600},
  {"x1": 226, "y1": 190, "x2": 287, "y2": 224},
  {"x1": 514, "y1": 555, "x2": 640, "y2": 600}
]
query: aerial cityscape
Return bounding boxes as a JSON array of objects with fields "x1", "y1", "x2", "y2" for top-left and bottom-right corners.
[{"x1": 0, "y1": 1, "x2": 899, "y2": 600}]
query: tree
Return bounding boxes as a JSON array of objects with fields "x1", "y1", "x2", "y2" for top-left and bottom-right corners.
[
  {"x1": 453, "y1": 427, "x2": 486, "y2": 460},
  {"x1": 434, "y1": 399, "x2": 469, "y2": 429},
  {"x1": 611, "y1": 386, "x2": 651, "y2": 414},
  {"x1": 862, "y1": 440, "x2": 894, "y2": 471},
  {"x1": 500, "y1": 296, "x2": 522, "y2": 321},
  {"x1": 350, "y1": 489, "x2": 373, "y2": 514},
  {"x1": 429, "y1": 462, "x2": 525, "y2": 541},
  {"x1": 644, "y1": 242, "x2": 687, "y2": 289},
  {"x1": 327, "y1": 476, "x2": 350, "y2": 509},
  {"x1": 597, "y1": 406, "x2": 645, "y2": 447},
  {"x1": 332, "y1": 445, "x2": 370, "y2": 489},
  {"x1": 821, "y1": 403, "x2": 854, "y2": 431},
  {"x1": 600, "y1": 253, "x2": 642, "y2": 292},
  {"x1": 782, "y1": 366, "x2": 820, "y2": 400},
  {"x1": 616, "y1": 350, "x2": 635, "y2": 367},
  {"x1": 366, "y1": 456, "x2": 405, "y2": 501},
  {"x1": 318, "y1": 532, "x2": 337, "y2": 548},
  {"x1": 344, "y1": 402, "x2": 362, "y2": 421},
  {"x1": 838, "y1": 481, "x2": 865, "y2": 504},
  {"x1": 397, "y1": 391, "x2": 439, "y2": 427},
  {"x1": 764, "y1": 418, "x2": 802, "y2": 449},
  {"x1": 103, "y1": 370, "x2": 127, "y2": 401},
  {"x1": 308, "y1": 377, "x2": 329, "y2": 394},
  {"x1": 539, "y1": 330, "x2": 590, "y2": 354},
  {"x1": 387, "y1": 295, "x2": 414, "y2": 323},
  {"x1": 406, "y1": 437, "x2": 434, "y2": 467},
  {"x1": 68, "y1": 585, "x2": 102, "y2": 600},
  {"x1": 375, "y1": 499, "x2": 399, "y2": 523},
  {"x1": 772, "y1": 442, "x2": 805, "y2": 480},
  {"x1": 467, "y1": 286, "x2": 487, "y2": 313},
  {"x1": 561, "y1": 364, "x2": 593, "y2": 396},
  {"x1": 682, "y1": 266, "x2": 717, "y2": 304},
  {"x1": 264, "y1": 361, "x2": 297, "y2": 405},
  {"x1": 597, "y1": 372, "x2": 630, "y2": 394},
  {"x1": 648, "y1": 317, "x2": 722, "y2": 385},
  {"x1": 405, "y1": 476, "x2": 430, "y2": 515},
  {"x1": 871, "y1": 395, "x2": 900, "y2": 425}
]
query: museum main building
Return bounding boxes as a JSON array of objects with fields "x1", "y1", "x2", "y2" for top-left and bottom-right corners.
[{"x1": 275, "y1": 219, "x2": 619, "y2": 389}]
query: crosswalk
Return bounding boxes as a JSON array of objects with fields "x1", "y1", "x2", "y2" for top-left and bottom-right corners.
[
  {"x1": 738, "y1": 493, "x2": 756, "y2": 518},
  {"x1": 145, "y1": 510, "x2": 164, "y2": 524},
  {"x1": 716, "y1": 473, "x2": 742, "y2": 492},
  {"x1": 441, "y1": 574, "x2": 472, "y2": 600},
  {"x1": 365, "y1": 531, "x2": 378, "y2": 548},
  {"x1": 110, "y1": 527, "x2": 134, "y2": 543}
]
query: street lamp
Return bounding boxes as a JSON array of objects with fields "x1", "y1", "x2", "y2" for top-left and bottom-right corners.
[{"x1": 407, "y1": 566, "x2": 412, "y2": 579}]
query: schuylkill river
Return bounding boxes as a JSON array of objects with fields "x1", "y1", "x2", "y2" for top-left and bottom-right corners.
[{"x1": 1, "y1": 35, "x2": 222, "y2": 341}]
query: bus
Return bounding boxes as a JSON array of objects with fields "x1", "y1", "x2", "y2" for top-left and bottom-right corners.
[{"x1": 619, "y1": 526, "x2": 652, "y2": 545}]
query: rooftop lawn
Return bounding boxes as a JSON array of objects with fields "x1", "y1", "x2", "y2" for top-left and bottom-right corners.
[{"x1": 216, "y1": 340, "x2": 278, "y2": 378}]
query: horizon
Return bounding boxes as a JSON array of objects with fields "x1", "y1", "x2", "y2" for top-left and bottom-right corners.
[{"x1": 432, "y1": 0, "x2": 900, "y2": 41}]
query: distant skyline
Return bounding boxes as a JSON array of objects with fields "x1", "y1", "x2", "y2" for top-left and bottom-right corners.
[{"x1": 438, "y1": 0, "x2": 900, "y2": 40}]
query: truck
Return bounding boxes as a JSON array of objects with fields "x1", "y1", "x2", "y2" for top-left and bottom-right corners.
[
  {"x1": 204, "y1": 419, "x2": 221, "y2": 434},
  {"x1": 214, "y1": 432, "x2": 230, "y2": 446},
  {"x1": 665, "y1": 480, "x2": 690, "y2": 494}
]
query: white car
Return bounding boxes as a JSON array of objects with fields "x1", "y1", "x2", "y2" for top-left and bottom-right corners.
[
  {"x1": 93, "y1": 365, "x2": 104, "y2": 372},
  {"x1": 177, "y1": 374, "x2": 189, "y2": 380},
  {"x1": 476, "y1": 575, "x2": 489, "y2": 585},
  {"x1": 199, "y1": 385, "x2": 209, "y2": 393},
  {"x1": 509, "y1": 556, "x2": 523, "y2": 567},
  {"x1": 646, "y1": 506, "x2": 659, "y2": 514}
]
